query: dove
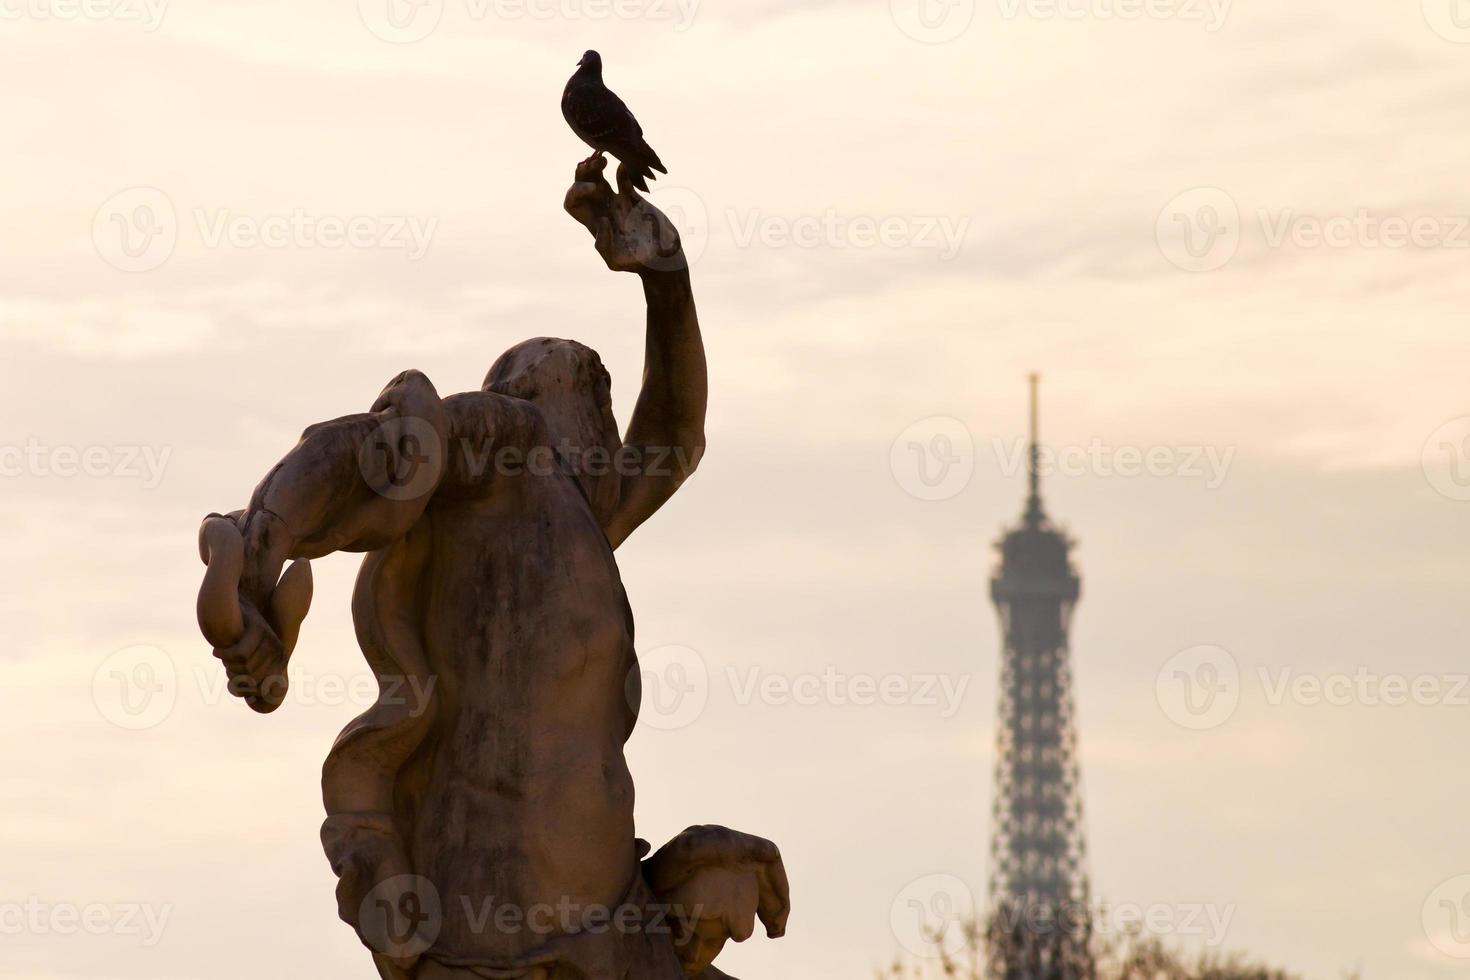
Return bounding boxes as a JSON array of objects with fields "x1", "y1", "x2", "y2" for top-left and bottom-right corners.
[{"x1": 562, "y1": 50, "x2": 668, "y2": 192}]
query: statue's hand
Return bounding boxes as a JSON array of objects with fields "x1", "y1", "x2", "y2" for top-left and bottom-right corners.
[
  {"x1": 564, "y1": 155, "x2": 686, "y2": 274},
  {"x1": 197, "y1": 513, "x2": 313, "y2": 713},
  {"x1": 645, "y1": 825, "x2": 790, "y2": 977},
  {"x1": 322, "y1": 815, "x2": 424, "y2": 971}
]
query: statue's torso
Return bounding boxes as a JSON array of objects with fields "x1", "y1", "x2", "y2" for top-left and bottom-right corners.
[{"x1": 361, "y1": 402, "x2": 644, "y2": 967}]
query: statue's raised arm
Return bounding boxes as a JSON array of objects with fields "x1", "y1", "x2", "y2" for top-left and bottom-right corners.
[{"x1": 564, "y1": 156, "x2": 708, "y2": 548}]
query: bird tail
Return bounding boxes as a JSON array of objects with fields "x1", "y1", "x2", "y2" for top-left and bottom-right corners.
[
  {"x1": 640, "y1": 139, "x2": 668, "y2": 176},
  {"x1": 623, "y1": 157, "x2": 658, "y2": 191},
  {"x1": 640, "y1": 141, "x2": 670, "y2": 175},
  {"x1": 617, "y1": 139, "x2": 666, "y2": 192}
]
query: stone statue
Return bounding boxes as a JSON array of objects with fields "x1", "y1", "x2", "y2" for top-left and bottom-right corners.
[{"x1": 193, "y1": 158, "x2": 790, "y2": 980}]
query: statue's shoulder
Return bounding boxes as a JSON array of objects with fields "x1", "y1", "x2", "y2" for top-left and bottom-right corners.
[{"x1": 442, "y1": 388, "x2": 553, "y2": 437}]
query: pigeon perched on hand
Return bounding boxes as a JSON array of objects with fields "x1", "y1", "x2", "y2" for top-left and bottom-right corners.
[{"x1": 562, "y1": 50, "x2": 668, "y2": 192}]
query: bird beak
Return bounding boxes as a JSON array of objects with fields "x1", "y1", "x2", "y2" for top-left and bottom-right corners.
[{"x1": 576, "y1": 56, "x2": 585, "y2": 66}]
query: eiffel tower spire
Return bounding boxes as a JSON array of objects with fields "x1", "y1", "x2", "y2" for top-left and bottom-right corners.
[{"x1": 1024, "y1": 372, "x2": 1045, "y2": 528}]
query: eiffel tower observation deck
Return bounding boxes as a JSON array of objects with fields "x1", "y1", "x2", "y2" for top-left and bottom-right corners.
[{"x1": 987, "y1": 375, "x2": 1094, "y2": 980}]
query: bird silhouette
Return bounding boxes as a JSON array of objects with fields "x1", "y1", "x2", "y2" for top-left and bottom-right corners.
[{"x1": 562, "y1": 50, "x2": 667, "y2": 192}]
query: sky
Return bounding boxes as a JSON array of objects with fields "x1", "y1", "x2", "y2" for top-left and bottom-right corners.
[{"x1": 3, "y1": 0, "x2": 1470, "y2": 977}]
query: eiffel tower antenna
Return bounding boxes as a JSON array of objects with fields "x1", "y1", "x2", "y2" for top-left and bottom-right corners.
[{"x1": 1026, "y1": 372, "x2": 1043, "y2": 526}]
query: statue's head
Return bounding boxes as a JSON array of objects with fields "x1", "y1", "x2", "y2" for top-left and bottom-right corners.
[{"x1": 484, "y1": 338, "x2": 621, "y2": 524}]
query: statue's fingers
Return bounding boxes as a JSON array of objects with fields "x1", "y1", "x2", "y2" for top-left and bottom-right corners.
[
  {"x1": 213, "y1": 645, "x2": 248, "y2": 672},
  {"x1": 270, "y1": 558, "x2": 313, "y2": 656},
  {"x1": 242, "y1": 637, "x2": 276, "y2": 680},
  {"x1": 574, "y1": 153, "x2": 610, "y2": 183},
  {"x1": 673, "y1": 826, "x2": 776, "y2": 874},
  {"x1": 230, "y1": 615, "x2": 283, "y2": 692},
  {"x1": 242, "y1": 657, "x2": 289, "y2": 714},
  {"x1": 221, "y1": 663, "x2": 253, "y2": 701},
  {"x1": 220, "y1": 658, "x2": 261, "y2": 702},
  {"x1": 755, "y1": 855, "x2": 790, "y2": 938},
  {"x1": 667, "y1": 824, "x2": 731, "y2": 869},
  {"x1": 726, "y1": 873, "x2": 760, "y2": 943},
  {"x1": 198, "y1": 515, "x2": 245, "y2": 647},
  {"x1": 211, "y1": 611, "x2": 264, "y2": 670},
  {"x1": 246, "y1": 685, "x2": 284, "y2": 714}
]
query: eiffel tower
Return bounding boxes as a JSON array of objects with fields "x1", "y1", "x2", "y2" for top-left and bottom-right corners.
[{"x1": 986, "y1": 375, "x2": 1095, "y2": 980}]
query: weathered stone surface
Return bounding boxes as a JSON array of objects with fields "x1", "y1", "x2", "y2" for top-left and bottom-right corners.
[{"x1": 196, "y1": 159, "x2": 788, "y2": 978}]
